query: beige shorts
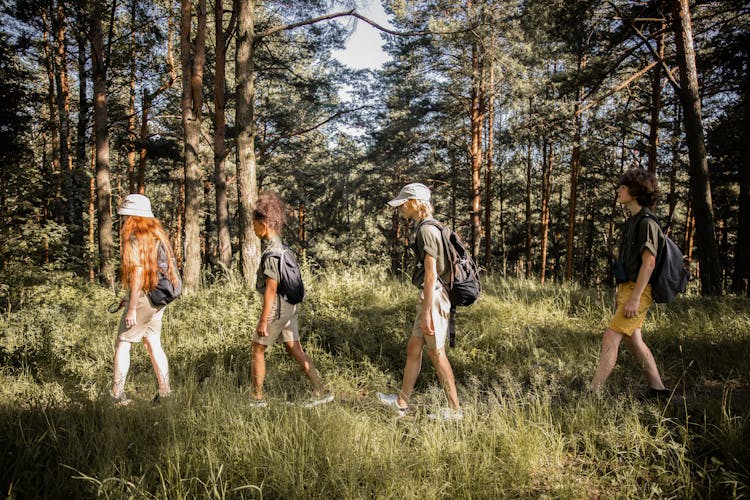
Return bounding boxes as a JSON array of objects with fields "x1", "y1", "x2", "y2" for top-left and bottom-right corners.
[
  {"x1": 118, "y1": 291, "x2": 165, "y2": 343},
  {"x1": 411, "y1": 286, "x2": 451, "y2": 350},
  {"x1": 608, "y1": 282, "x2": 653, "y2": 336},
  {"x1": 253, "y1": 296, "x2": 300, "y2": 346}
]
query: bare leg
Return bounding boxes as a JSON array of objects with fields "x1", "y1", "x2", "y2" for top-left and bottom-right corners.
[
  {"x1": 426, "y1": 346, "x2": 461, "y2": 410},
  {"x1": 143, "y1": 335, "x2": 171, "y2": 396},
  {"x1": 112, "y1": 340, "x2": 132, "y2": 397},
  {"x1": 284, "y1": 341, "x2": 325, "y2": 394},
  {"x1": 623, "y1": 328, "x2": 666, "y2": 390},
  {"x1": 251, "y1": 342, "x2": 267, "y2": 400},
  {"x1": 397, "y1": 336, "x2": 425, "y2": 408},
  {"x1": 590, "y1": 328, "x2": 624, "y2": 391}
]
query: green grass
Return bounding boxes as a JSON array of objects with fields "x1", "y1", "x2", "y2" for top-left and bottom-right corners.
[{"x1": 1, "y1": 267, "x2": 748, "y2": 498}]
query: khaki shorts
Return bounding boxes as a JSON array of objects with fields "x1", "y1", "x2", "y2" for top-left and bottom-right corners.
[
  {"x1": 608, "y1": 282, "x2": 653, "y2": 336},
  {"x1": 411, "y1": 286, "x2": 451, "y2": 350},
  {"x1": 253, "y1": 296, "x2": 300, "y2": 346},
  {"x1": 118, "y1": 291, "x2": 165, "y2": 343}
]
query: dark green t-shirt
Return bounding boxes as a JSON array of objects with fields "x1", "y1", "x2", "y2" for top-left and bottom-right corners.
[
  {"x1": 256, "y1": 235, "x2": 283, "y2": 293},
  {"x1": 618, "y1": 209, "x2": 663, "y2": 282},
  {"x1": 411, "y1": 218, "x2": 450, "y2": 287}
]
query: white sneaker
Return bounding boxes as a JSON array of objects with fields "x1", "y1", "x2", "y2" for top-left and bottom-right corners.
[
  {"x1": 248, "y1": 398, "x2": 268, "y2": 408},
  {"x1": 302, "y1": 393, "x2": 334, "y2": 408},
  {"x1": 427, "y1": 408, "x2": 464, "y2": 421},
  {"x1": 376, "y1": 392, "x2": 408, "y2": 416}
]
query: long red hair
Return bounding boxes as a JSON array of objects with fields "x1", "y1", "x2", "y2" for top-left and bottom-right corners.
[{"x1": 120, "y1": 216, "x2": 178, "y2": 293}]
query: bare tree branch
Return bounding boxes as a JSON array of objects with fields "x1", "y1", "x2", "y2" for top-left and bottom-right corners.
[{"x1": 254, "y1": 9, "x2": 471, "y2": 40}]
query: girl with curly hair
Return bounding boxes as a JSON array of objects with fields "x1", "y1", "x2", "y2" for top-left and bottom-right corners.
[
  {"x1": 249, "y1": 191, "x2": 332, "y2": 407},
  {"x1": 590, "y1": 168, "x2": 670, "y2": 397},
  {"x1": 111, "y1": 194, "x2": 179, "y2": 404}
]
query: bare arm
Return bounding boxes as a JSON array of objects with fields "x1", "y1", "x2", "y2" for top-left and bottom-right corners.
[
  {"x1": 124, "y1": 266, "x2": 143, "y2": 328},
  {"x1": 256, "y1": 277, "x2": 278, "y2": 337},
  {"x1": 420, "y1": 254, "x2": 438, "y2": 336},
  {"x1": 624, "y1": 249, "x2": 656, "y2": 318}
]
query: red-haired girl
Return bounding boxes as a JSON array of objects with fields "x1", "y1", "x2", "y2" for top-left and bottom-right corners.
[{"x1": 111, "y1": 194, "x2": 179, "y2": 404}]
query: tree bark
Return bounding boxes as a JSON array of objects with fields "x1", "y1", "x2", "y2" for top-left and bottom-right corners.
[
  {"x1": 469, "y1": 38, "x2": 483, "y2": 261},
  {"x1": 540, "y1": 141, "x2": 552, "y2": 284},
  {"x1": 236, "y1": 0, "x2": 261, "y2": 286},
  {"x1": 671, "y1": 0, "x2": 722, "y2": 295},
  {"x1": 126, "y1": 0, "x2": 137, "y2": 194},
  {"x1": 646, "y1": 19, "x2": 665, "y2": 174},
  {"x1": 525, "y1": 130, "x2": 533, "y2": 279},
  {"x1": 565, "y1": 103, "x2": 582, "y2": 281},
  {"x1": 73, "y1": 25, "x2": 88, "y2": 270},
  {"x1": 483, "y1": 55, "x2": 494, "y2": 270},
  {"x1": 214, "y1": 0, "x2": 232, "y2": 269},
  {"x1": 180, "y1": 0, "x2": 207, "y2": 293},
  {"x1": 90, "y1": 3, "x2": 115, "y2": 286}
]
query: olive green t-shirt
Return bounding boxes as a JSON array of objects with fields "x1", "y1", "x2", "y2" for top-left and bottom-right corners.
[
  {"x1": 411, "y1": 218, "x2": 450, "y2": 287},
  {"x1": 618, "y1": 209, "x2": 663, "y2": 282},
  {"x1": 256, "y1": 235, "x2": 283, "y2": 294}
]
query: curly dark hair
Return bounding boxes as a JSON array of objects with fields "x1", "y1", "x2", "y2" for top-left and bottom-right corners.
[
  {"x1": 619, "y1": 168, "x2": 660, "y2": 208},
  {"x1": 253, "y1": 191, "x2": 287, "y2": 231}
]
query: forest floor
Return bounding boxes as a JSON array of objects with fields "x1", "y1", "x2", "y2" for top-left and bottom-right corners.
[{"x1": 1, "y1": 267, "x2": 748, "y2": 498}]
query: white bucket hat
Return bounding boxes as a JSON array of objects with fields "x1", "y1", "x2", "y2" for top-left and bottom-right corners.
[
  {"x1": 118, "y1": 194, "x2": 154, "y2": 218},
  {"x1": 387, "y1": 183, "x2": 431, "y2": 207}
]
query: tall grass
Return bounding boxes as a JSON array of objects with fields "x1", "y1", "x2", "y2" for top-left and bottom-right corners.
[{"x1": 0, "y1": 267, "x2": 748, "y2": 498}]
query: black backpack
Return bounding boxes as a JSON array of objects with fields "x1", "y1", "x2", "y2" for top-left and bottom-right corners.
[
  {"x1": 418, "y1": 220, "x2": 481, "y2": 346},
  {"x1": 261, "y1": 245, "x2": 305, "y2": 305},
  {"x1": 637, "y1": 212, "x2": 690, "y2": 303},
  {"x1": 148, "y1": 242, "x2": 182, "y2": 306}
]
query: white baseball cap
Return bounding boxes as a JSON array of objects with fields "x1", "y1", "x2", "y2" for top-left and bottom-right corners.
[
  {"x1": 118, "y1": 194, "x2": 154, "y2": 218},
  {"x1": 387, "y1": 183, "x2": 431, "y2": 207}
]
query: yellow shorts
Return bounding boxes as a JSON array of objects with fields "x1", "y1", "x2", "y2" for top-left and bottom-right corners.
[{"x1": 608, "y1": 282, "x2": 653, "y2": 336}]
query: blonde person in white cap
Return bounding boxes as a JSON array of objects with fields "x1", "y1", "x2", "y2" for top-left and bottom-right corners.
[
  {"x1": 110, "y1": 194, "x2": 179, "y2": 405},
  {"x1": 377, "y1": 183, "x2": 463, "y2": 420}
]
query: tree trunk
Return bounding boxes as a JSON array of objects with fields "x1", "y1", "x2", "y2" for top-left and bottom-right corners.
[
  {"x1": 540, "y1": 141, "x2": 552, "y2": 284},
  {"x1": 126, "y1": 0, "x2": 137, "y2": 194},
  {"x1": 90, "y1": 4, "x2": 115, "y2": 286},
  {"x1": 236, "y1": 0, "x2": 261, "y2": 286},
  {"x1": 646, "y1": 19, "x2": 665, "y2": 174},
  {"x1": 469, "y1": 39, "x2": 483, "y2": 261},
  {"x1": 733, "y1": 48, "x2": 750, "y2": 295},
  {"x1": 671, "y1": 0, "x2": 722, "y2": 295},
  {"x1": 565, "y1": 103, "x2": 582, "y2": 281},
  {"x1": 41, "y1": 8, "x2": 61, "y2": 223},
  {"x1": 73, "y1": 27, "x2": 88, "y2": 271},
  {"x1": 138, "y1": 17, "x2": 176, "y2": 194},
  {"x1": 483, "y1": 57, "x2": 494, "y2": 270},
  {"x1": 180, "y1": 0, "x2": 207, "y2": 293},
  {"x1": 525, "y1": 131, "x2": 533, "y2": 279},
  {"x1": 214, "y1": 0, "x2": 232, "y2": 269}
]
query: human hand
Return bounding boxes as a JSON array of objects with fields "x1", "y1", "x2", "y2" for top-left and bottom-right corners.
[
  {"x1": 623, "y1": 297, "x2": 640, "y2": 318},
  {"x1": 420, "y1": 311, "x2": 434, "y2": 337},
  {"x1": 256, "y1": 319, "x2": 268, "y2": 337},
  {"x1": 125, "y1": 307, "x2": 137, "y2": 328}
]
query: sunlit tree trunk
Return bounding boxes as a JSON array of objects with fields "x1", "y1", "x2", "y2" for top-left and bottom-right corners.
[
  {"x1": 469, "y1": 38, "x2": 483, "y2": 261},
  {"x1": 236, "y1": 0, "x2": 261, "y2": 286},
  {"x1": 126, "y1": 0, "x2": 137, "y2": 194},
  {"x1": 90, "y1": 2, "x2": 115, "y2": 286},
  {"x1": 483, "y1": 56, "x2": 494, "y2": 270},
  {"x1": 525, "y1": 128, "x2": 533, "y2": 279},
  {"x1": 180, "y1": 0, "x2": 207, "y2": 293},
  {"x1": 540, "y1": 141, "x2": 552, "y2": 284},
  {"x1": 671, "y1": 0, "x2": 721, "y2": 295},
  {"x1": 214, "y1": 0, "x2": 233, "y2": 269}
]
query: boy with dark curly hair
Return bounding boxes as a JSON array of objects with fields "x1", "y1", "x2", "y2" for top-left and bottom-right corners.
[
  {"x1": 249, "y1": 191, "x2": 332, "y2": 407},
  {"x1": 590, "y1": 168, "x2": 670, "y2": 397}
]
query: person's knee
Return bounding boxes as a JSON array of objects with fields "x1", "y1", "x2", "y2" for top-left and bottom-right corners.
[{"x1": 602, "y1": 328, "x2": 624, "y2": 348}]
